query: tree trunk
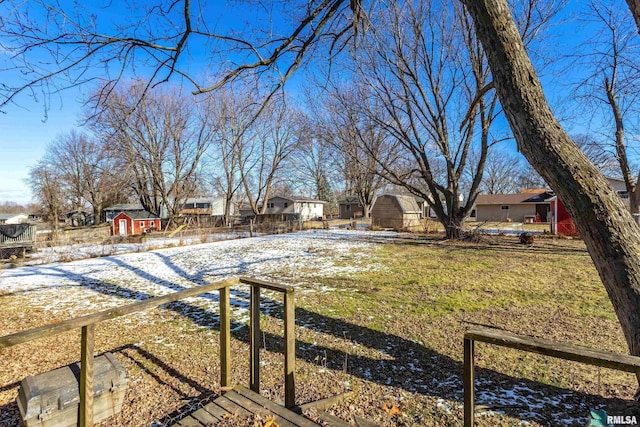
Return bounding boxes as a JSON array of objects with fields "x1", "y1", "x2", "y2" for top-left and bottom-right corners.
[
  {"x1": 626, "y1": 0, "x2": 640, "y2": 33},
  {"x1": 444, "y1": 214, "x2": 464, "y2": 240},
  {"x1": 462, "y1": 0, "x2": 640, "y2": 363}
]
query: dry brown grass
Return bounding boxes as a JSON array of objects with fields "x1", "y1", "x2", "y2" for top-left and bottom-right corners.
[{"x1": 0, "y1": 234, "x2": 637, "y2": 426}]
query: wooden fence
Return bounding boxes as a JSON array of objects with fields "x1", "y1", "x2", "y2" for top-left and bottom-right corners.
[
  {"x1": 464, "y1": 326, "x2": 640, "y2": 427},
  {"x1": 0, "y1": 224, "x2": 37, "y2": 259},
  {"x1": 0, "y1": 276, "x2": 297, "y2": 426}
]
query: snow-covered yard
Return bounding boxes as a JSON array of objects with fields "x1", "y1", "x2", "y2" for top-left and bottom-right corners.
[{"x1": 0, "y1": 229, "x2": 384, "y2": 328}]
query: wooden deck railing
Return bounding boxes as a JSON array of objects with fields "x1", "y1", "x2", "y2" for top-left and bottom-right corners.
[
  {"x1": 463, "y1": 326, "x2": 640, "y2": 427},
  {"x1": 0, "y1": 275, "x2": 297, "y2": 426}
]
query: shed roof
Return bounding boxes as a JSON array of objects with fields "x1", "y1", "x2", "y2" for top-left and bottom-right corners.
[
  {"x1": 116, "y1": 210, "x2": 161, "y2": 220},
  {"x1": 377, "y1": 194, "x2": 422, "y2": 213}
]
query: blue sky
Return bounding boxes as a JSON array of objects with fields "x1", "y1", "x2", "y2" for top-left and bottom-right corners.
[{"x1": 0, "y1": 0, "x2": 621, "y2": 206}]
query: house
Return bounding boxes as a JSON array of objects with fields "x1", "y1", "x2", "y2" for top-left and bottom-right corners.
[
  {"x1": 472, "y1": 189, "x2": 555, "y2": 223},
  {"x1": 262, "y1": 196, "x2": 325, "y2": 221},
  {"x1": 338, "y1": 196, "x2": 365, "y2": 219},
  {"x1": 240, "y1": 196, "x2": 326, "y2": 222},
  {"x1": 105, "y1": 203, "x2": 147, "y2": 222},
  {"x1": 112, "y1": 211, "x2": 162, "y2": 236},
  {"x1": 370, "y1": 194, "x2": 423, "y2": 229},
  {"x1": 65, "y1": 209, "x2": 94, "y2": 227},
  {"x1": 0, "y1": 213, "x2": 29, "y2": 224},
  {"x1": 180, "y1": 197, "x2": 234, "y2": 226}
]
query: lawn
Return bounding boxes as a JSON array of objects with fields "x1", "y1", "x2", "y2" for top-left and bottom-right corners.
[{"x1": 0, "y1": 230, "x2": 636, "y2": 426}]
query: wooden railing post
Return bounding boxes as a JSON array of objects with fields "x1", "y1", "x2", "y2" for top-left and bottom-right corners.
[
  {"x1": 80, "y1": 324, "x2": 95, "y2": 427},
  {"x1": 220, "y1": 286, "x2": 231, "y2": 388},
  {"x1": 464, "y1": 337, "x2": 474, "y2": 427},
  {"x1": 284, "y1": 289, "x2": 296, "y2": 408},
  {"x1": 250, "y1": 284, "x2": 261, "y2": 394}
]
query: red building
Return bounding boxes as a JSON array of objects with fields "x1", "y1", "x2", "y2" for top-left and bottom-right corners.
[
  {"x1": 112, "y1": 211, "x2": 162, "y2": 236},
  {"x1": 549, "y1": 198, "x2": 578, "y2": 236}
]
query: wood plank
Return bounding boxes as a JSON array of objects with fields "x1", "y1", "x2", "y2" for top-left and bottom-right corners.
[
  {"x1": 200, "y1": 401, "x2": 230, "y2": 420},
  {"x1": 353, "y1": 415, "x2": 381, "y2": 427},
  {"x1": 0, "y1": 277, "x2": 238, "y2": 348},
  {"x1": 465, "y1": 326, "x2": 640, "y2": 373},
  {"x1": 250, "y1": 284, "x2": 261, "y2": 393},
  {"x1": 191, "y1": 406, "x2": 219, "y2": 425},
  {"x1": 233, "y1": 386, "x2": 320, "y2": 427},
  {"x1": 284, "y1": 290, "x2": 296, "y2": 408},
  {"x1": 219, "y1": 286, "x2": 231, "y2": 388},
  {"x1": 79, "y1": 324, "x2": 95, "y2": 427},
  {"x1": 240, "y1": 277, "x2": 294, "y2": 293},
  {"x1": 223, "y1": 390, "x2": 298, "y2": 427},
  {"x1": 177, "y1": 415, "x2": 204, "y2": 426},
  {"x1": 463, "y1": 337, "x2": 474, "y2": 427},
  {"x1": 212, "y1": 395, "x2": 253, "y2": 417},
  {"x1": 295, "y1": 391, "x2": 355, "y2": 413},
  {"x1": 317, "y1": 410, "x2": 351, "y2": 426}
]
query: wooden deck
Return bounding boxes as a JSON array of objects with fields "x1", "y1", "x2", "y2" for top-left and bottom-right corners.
[{"x1": 171, "y1": 386, "x2": 321, "y2": 427}]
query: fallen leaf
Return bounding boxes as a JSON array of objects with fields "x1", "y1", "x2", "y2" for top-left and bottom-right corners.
[
  {"x1": 263, "y1": 416, "x2": 279, "y2": 427},
  {"x1": 382, "y1": 403, "x2": 402, "y2": 417}
]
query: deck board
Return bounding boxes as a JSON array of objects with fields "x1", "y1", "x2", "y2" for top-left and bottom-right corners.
[{"x1": 171, "y1": 386, "x2": 323, "y2": 427}]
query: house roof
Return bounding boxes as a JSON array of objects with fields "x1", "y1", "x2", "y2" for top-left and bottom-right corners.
[
  {"x1": 0, "y1": 213, "x2": 27, "y2": 220},
  {"x1": 475, "y1": 190, "x2": 554, "y2": 205},
  {"x1": 268, "y1": 195, "x2": 327, "y2": 204},
  {"x1": 183, "y1": 197, "x2": 218, "y2": 204},
  {"x1": 116, "y1": 211, "x2": 161, "y2": 220},
  {"x1": 105, "y1": 203, "x2": 145, "y2": 211},
  {"x1": 338, "y1": 196, "x2": 361, "y2": 204}
]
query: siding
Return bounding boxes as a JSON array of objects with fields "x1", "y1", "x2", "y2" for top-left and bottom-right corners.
[
  {"x1": 371, "y1": 195, "x2": 422, "y2": 229},
  {"x1": 476, "y1": 204, "x2": 540, "y2": 222}
]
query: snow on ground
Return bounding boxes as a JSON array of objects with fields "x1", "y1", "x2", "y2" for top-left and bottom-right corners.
[
  {"x1": 0, "y1": 229, "x2": 385, "y2": 325},
  {"x1": 0, "y1": 229, "x2": 592, "y2": 425}
]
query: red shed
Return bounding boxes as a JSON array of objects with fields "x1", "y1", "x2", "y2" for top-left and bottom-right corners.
[
  {"x1": 112, "y1": 211, "x2": 162, "y2": 236},
  {"x1": 550, "y1": 198, "x2": 578, "y2": 236}
]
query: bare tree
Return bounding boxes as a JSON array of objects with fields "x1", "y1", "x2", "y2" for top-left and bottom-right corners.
[
  {"x1": 45, "y1": 130, "x2": 126, "y2": 223},
  {"x1": 317, "y1": 85, "x2": 387, "y2": 218},
  {"x1": 90, "y1": 81, "x2": 214, "y2": 223},
  {"x1": 573, "y1": 133, "x2": 621, "y2": 177},
  {"x1": 478, "y1": 150, "x2": 525, "y2": 194},
  {"x1": 330, "y1": 0, "x2": 506, "y2": 238},
  {"x1": 237, "y1": 96, "x2": 300, "y2": 216},
  {"x1": 204, "y1": 87, "x2": 259, "y2": 226},
  {"x1": 462, "y1": 0, "x2": 640, "y2": 385},
  {"x1": 28, "y1": 161, "x2": 65, "y2": 236},
  {"x1": 572, "y1": 1, "x2": 640, "y2": 221}
]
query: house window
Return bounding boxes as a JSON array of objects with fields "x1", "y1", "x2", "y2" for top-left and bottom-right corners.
[
  {"x1": 150, "y1": 221, "x2": 155, "y2": 227},
  {"x1": 618, "y1": 191, "x2": 629, "y2": 199},
  {"x1": 284, "y1": 202, "x2": 288, "y2": 208},
  {"x1": 346, "y1": 205, "x2": 351, "y2": 211},
  {"x1": 501, "y1": 205, "x2": 509, "y2": 210},
  {"x1": 139, "y1": 221, "x2": 145, "y2": 227}
]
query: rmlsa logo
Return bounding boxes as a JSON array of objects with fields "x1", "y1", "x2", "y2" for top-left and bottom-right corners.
[{"x1": 590, "y1": 409, "x2": 638, "y2": 426}]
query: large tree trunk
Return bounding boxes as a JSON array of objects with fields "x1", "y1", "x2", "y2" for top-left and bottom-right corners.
[
  {"x1": 626, "y1": 0, "x2": 640, "y2": 33},
  {"x1": 462, "y1": 0, "x2": 640, "y2": 362}
]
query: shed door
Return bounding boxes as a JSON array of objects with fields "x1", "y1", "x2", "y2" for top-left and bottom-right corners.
[{"x1": 118, "y1": 219, "x2": 127, "y2": 236}]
